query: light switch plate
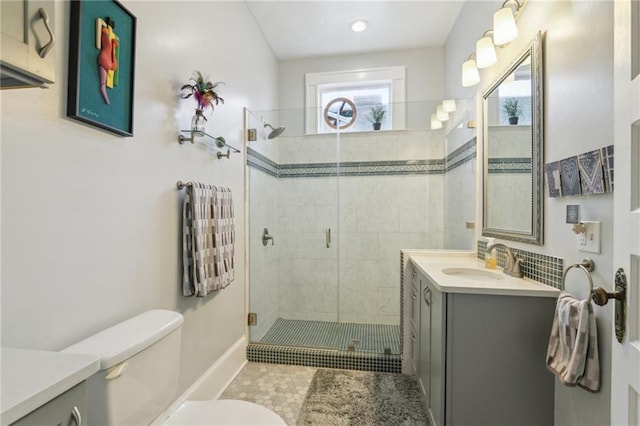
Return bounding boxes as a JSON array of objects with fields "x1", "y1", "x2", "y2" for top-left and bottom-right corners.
[{"x1": 578, "y1": 221, "x2": 601, "y2": 253}]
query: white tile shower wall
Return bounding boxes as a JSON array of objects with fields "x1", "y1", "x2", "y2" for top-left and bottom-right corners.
[
  {"x1": 484, "y1": 125, "x2": 532, "y2": 234},
  {"x1": 487, "y1": 126, "x2": 532, "y2": 157},
  {"x1": 249, "y1": 168, "x2": 280, "y2": 341},
  {"x1": 486, "y1": 174, "x2": 533, "y2": 232},
  {"x1": 443, "y1": 103, "x2": 477, "y2": 250},
  {"x1": 274, "y1": 131, "x2": 444, "y2": 324},
  {"x1": 277, "y1": 176, "x2": 339, "y2": 321},
  {"x1": 278, "y1": 131, "x2": 444, "y2": 164},
  {"x1": 338, "y1": 176, "x2": 444, "y2": 325},
  {"x1": 276, "y1": 175, "x2": 444, "y2": 324},
  {"x1": 444, "y1": 162, "x2": 476, "y2": 249}
]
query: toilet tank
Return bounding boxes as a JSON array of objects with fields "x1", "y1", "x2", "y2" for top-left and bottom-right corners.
[{"x1": 61, "y1": 310, "x2": 184, "y2": 426}]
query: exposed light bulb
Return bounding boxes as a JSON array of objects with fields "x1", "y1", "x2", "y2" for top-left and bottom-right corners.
[
  {"x1": 493, "y1": 7, "x2": 518, "y2": 45},
  {"x1": 462, "y1": 58, "x2": 480, "y2": 87},
  {"x1": 442, "y1": 99, "x2": 457, "y2": 113},
  {"x1": 350, "y1": 20, "x2": 368, "y2": 32},
  {"x1": 476, "y1": 35, "x2": 497, "y2": 69},
  {"x1": 430, "y1": 113, "x2": 443, "y2": 130}
]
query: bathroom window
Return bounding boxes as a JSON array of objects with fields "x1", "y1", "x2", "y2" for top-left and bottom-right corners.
[
  {"x1": 305, "y1": 66, "x2": 406, "y2": 134},
  {"x1": 318, "y1": 82, "x2": 392, "y2": 133}
]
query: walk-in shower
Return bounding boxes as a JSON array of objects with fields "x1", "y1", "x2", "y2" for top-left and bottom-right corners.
[{"x1": 245, "y1": 101, "x2": 476, "y2": 372}]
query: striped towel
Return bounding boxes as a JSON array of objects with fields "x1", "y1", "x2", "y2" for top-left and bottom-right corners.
[
  {"x1": 182, "y1": 182, "x2": 235, "y2": 297},
  {"x1": 546, "y1": 291, "x2": 600, "y2": 392}
]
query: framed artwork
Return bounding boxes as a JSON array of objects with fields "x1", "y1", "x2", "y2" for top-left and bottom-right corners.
[
  {"x1": 67, "y1": 0, "x2": 136, "y2": 136},
  {"x1": 601, "y1": 145, "x2": 614, "y2": 192},
  {"x1": 544, "y1": 161, "x2": 562, "y2": 198},
  {"x1": 560, "y1": 156, "x2": 582, "y2": 197},
  {"x1": 578, "y1": 149, "x2": 605, "y2": 195}
]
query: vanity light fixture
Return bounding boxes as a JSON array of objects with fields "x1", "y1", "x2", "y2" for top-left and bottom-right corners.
[
  {"x1": 430, "y1": 113, "x2": 443, "y2": 130},
  {"x1": 442, "y1": 99, "x2": 457, "y2": 113},
  {"x1": 436, "y1": 105, "x2": 449, "y2": 121},
  {"x1": 350, "y1": 20, "x2": 368, "y2": 32},
  {"x1": 462, "y1": 54, "x2": 480, "y2": 87},
  {"x1": 476, "y1": 30, "x2": 497, "y2": 69},
  {"x1": 493, "y1": 0, "x2": 523, "y2": 46}
]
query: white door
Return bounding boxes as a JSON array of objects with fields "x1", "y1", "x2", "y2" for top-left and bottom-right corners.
[{"x1": 611, "y1": 1, "x2": 640, "y2": 425}]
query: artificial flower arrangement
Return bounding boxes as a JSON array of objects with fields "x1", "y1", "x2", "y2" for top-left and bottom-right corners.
[{"x1": 181, "y1": 71, "x2": 225, "y2": 112}]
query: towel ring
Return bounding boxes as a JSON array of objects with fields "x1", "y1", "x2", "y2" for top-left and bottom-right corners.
[
  {"x1": 563, "y1": 261, "x2": 594, "y2": 303},
  {"x1": 563, "y1": 258, "x2": 624, "y2": 307}
]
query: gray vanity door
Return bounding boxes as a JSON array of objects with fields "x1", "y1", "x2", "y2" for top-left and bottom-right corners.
[
  {"x1": 418, "y1": 275, "x2": 431, "y2": 407},
  {"x1": 428, "y1": 285, "x2": 445, "y2": 426},
  {"x1": 11, "y1": 382, "x2": 85, "y2": 426}
]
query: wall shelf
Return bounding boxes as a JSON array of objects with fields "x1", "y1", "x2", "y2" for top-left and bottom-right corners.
[{"x1": 178, "y1": 130, "x2": 241, "y2": 159}]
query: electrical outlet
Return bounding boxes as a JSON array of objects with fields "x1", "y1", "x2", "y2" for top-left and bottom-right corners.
[
  {"x1": 578, "y1": 221, "x2": 601, "y2": 253},
  {"x1": 247, "y1": 312, "x2": 257, "y2": 326},
  {"x1": 577, "y1": 232, "x2": 587, "y2": 245}
]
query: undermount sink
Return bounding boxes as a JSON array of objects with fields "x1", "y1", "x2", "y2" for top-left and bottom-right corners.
[{"x1": 441, "y1": 267, "x2": 504, "y2": 281}]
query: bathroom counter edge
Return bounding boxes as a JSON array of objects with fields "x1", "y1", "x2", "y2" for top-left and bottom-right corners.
[
  {"x1": 405, "y1": 250, "x2": 560, "y2": 298},
  {"x1": 1, "y1": 348, "x2": 100, "y2": 425}
]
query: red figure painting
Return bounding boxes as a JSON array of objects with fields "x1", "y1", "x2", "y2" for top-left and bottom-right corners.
[{"x1": 96, "y1": 17, "x2": 119, "y2": 104}]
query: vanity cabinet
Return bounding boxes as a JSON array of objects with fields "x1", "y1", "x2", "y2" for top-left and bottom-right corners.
[
  {"x1": 10, "y1": 382, "x2": 85, "y2": 426},
  {"x1": 1, "y1": 0, "x2": 56, "y2": 88},
  {"x1": 411, "y1": 260, "x2": 555, "y2": 426},
  {"x1": 409, "y1": 264, "x2": 421, "y2": 377}
]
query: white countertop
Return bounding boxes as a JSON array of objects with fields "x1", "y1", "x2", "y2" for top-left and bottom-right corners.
[
  {"x1": 1, "y1": 348, "x2": 100, "y2": 425},
  {"x1": 406, "y1": 250, "x2": 560, "y2": 298}
]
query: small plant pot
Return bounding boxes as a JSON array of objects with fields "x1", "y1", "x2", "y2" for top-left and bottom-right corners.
[
  {"x1": 373, "y1": 123, "x2": 381, "y2": 130},
  {"x1": 508, "y1": 116, "x2": 519, "y2": 125}
]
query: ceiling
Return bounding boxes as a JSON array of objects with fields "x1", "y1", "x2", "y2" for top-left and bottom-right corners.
[{"x1": 244, "y1": 1, "x2": 466, "y2": 60}]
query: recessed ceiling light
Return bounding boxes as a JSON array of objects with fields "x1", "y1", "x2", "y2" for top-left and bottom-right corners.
[{"x1": 350, "y1": 20, "x2": 368, "y2": 32}]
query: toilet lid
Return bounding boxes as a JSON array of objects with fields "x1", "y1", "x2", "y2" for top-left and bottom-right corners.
[{"x1": 163, "y1": 400, "x2": 287, "y2": 426}]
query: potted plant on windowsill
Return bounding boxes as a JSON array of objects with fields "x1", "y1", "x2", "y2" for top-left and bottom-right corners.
[
  {"x1": 503, "y1": 98, "x2": 521, "y2": 125},
  {"x1": 368, "y1": 105, "x2": 386, "y2": 130}
]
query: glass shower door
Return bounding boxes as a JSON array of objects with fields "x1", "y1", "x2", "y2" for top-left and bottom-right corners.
[{"x1": 247, "y1": 107, "x2": 340, "y2": 348}]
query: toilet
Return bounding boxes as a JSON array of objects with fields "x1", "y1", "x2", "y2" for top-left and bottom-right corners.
[{"x1": 61, "y1": 310, "x2": 285, "y2": 425}]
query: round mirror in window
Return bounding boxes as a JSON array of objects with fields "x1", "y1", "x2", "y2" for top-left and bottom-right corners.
[{"x1": 324, "y1": 97, "x2": 357, "y2": 130}]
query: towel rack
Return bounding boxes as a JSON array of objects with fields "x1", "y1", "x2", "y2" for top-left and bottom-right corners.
[
  {"x1": 563, "y1": 259, "x2": 628, "y2": 342},
  {"x1": 563, "y1": 259, "x2": 595, "y2": 303},
  {"x1": 563, "y1": 258, "x2": 624, "y2": 307}
]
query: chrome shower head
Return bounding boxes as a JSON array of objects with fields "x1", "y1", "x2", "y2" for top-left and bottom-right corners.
[{"x1": 264, "y1": 122, "x2": 286, "y2": 139}]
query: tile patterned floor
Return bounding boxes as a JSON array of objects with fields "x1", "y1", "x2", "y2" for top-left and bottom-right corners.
[{"x1": 220, "y1": 362, "x2": 317, "y2": 425}]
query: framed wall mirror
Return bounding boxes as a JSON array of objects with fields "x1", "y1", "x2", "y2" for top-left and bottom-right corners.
[{"x1": 482, "y1": 32, "x2": 544, "y2": 245}]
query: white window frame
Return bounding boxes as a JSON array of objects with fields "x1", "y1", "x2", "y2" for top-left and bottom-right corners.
[{"x1": 305, "y1": 66, "x2": 406, "y2": 134}]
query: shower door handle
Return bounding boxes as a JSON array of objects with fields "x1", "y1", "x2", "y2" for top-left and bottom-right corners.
[{"x1": 326, "y1": 228, "x2": 331, "y2": 248}]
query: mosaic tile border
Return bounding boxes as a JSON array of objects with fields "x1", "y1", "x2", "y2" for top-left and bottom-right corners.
[
  {"x1": 488, "y1": 157, "x2": 532, "y2": 174},
  {"x1": 247, "y1": 343, "x2": 401, "y2": 373},
  {"x1": 247, "y1": 147, "x2": 278, "y2": 178},
  {"x1": 247, "y1": 137, "x2": 477, "y2": 178},
  {"x1": 445, "y1": 137, "x2": 477, "y2": 172},
  {"x1": 477, "y1": 241, "x2": 564, "y2": 289},
  {"x1": 278, "y1": 160, "x2": 443, "y2": 178}
]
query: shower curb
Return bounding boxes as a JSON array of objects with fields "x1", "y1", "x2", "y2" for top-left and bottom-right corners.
[{"x1": 246, "y1": 343, "x2": 401, "y2": 373}]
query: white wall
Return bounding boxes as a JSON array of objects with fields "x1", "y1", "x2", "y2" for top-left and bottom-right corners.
[
  {"x1": 1, "y1": 0, "x2": 278, "y2": 394},
  {"x1": 444, "y1": 1, "x2": 614, "y2": 425},
  {"x1": 278, "y1": 47, "x2": 444, "y2": 111}
]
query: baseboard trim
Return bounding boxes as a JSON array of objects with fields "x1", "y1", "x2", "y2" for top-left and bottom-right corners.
[{"x1": 151, "y1": 335, "x2": 248, "y2": 424}]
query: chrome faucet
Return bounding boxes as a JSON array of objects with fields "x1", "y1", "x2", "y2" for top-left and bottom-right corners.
[{"x1": 486, "y1": 242, "x2": 524, "y2": 278}]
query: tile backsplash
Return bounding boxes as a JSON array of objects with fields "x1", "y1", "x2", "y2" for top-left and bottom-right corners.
[{"x1": 477, "y1": 241, "x2": 564, "y2": 289}]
